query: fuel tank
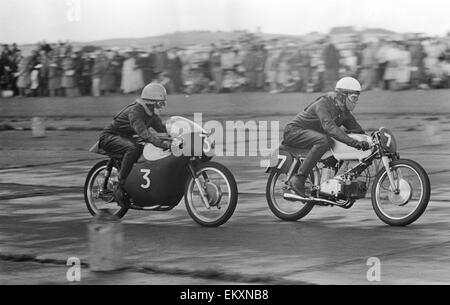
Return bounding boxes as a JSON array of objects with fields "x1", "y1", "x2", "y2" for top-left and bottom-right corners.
[{"x1": 322, "y1": 134, "x2": 373, "y2": 161}]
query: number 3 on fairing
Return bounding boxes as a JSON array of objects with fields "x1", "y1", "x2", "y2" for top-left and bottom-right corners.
[{"x1": 140, "y1": 169, "x2": 151, "y2": 189}]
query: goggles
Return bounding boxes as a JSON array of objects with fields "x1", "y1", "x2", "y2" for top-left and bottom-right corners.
[
  {"x1": 143, "y1": 99, "x2": 167, "y2": 108},
  {"x1": 347, "y1": 93, "x2": 360, "y2": 104},
  {"x1": 154, "y1": 100, "x2": 166, "y2": 109}
]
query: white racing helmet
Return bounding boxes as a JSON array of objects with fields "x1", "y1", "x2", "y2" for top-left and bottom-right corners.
[{"x1": 335, "y1": 77, "x2": 361, "y2": 94}]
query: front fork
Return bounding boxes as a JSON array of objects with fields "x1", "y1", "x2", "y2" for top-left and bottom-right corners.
[
  {"x1": 381, "y1": 156, "x2": 401, "y2": 193},
  {"x1": 187, "y1": 161, "x2": 211, "y2": 209}
]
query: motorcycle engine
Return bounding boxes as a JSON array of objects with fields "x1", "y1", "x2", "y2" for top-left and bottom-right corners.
[
  {"x1": 319, "y1": 178, "x2": 344, "y2": 197},
  {"x1": 342, "y1": 181, "x2": 368, "y2": 199},
  {"x1": 320, "y1": 179, "x2": 368, "y2": 199}
]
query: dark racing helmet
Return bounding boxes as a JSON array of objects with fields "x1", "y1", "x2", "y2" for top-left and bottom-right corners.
[
  {"x1": 141, "y1": 82, "x2": 167, "y2": 101},
  {"x1": 141, "y1": 82, "x2": 167, "y2": 108}
]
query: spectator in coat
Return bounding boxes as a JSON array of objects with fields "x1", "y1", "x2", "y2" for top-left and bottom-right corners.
[
  {"x1": 121, "y1": 51, "x2": 144, "y2": 94},
  {"x1": 61, "y1": 54, "x2": 78, "y2": 97},
  {"x1": 254, "y1": 45, "x2": 267, "y2": 90},
  {"x1": 409, "y1": 41, "x2": 427, "y2": 89},
  {"x1": 292, "y1": 49, "x2": 311, "y2": 92},
  {"x1": 243, "y1": 45, "x2": 258, "y2": 90},
  {"x1": 375, "y1": 39, "x2": 390, "y2": 89},
  {"x1": 154, "y1": 44, "x2": 168, "y2": 75},
  {"x1": 0, "y1": 47, "x2": 16, "y2": 94},
  {"x1": 91, "y1": 51, "x2": 107, "y2": 97},
  {"x1": 100, "y1": 50, "x2": 120, "y2": 94},
  {"x1": 1, "y1": 45, "x2": 11, "y2": 65},
  {"x1": 38, "y1": 50, "x2": 50, "y2": 96},
  {"x1": 47, "y1": 52, "x2": 62, "y2": 97},
  {"x1": 209, "y1": 44, "x2": 223, "y2": 93},
  {"x1": 383, "y1": 41, "x2": 401, "y2": 90},
  {"x1": 138, "y1": 52, "x2": 154, "y2": 85},
  {"x1": 394, "y1": 43, "x2": 412, "y2": 90},
  {"x1": 16, "y1": 56, "x2": 32, "y2": 97},
  {"x1": 360, "y1": 42, "x2": 378, "y2": 90},
  {"x1": 265, "y1": 46, "x2": 281, "y2": 93},
  {"x1": 78, "y1": 53, "x2": 93, "y2": 96},
  {"x1": 276, "y1": 49, "x2": 290, "y2": 92},
  {"x1": 321, "y1": 39, "x2": 341, "y2": 92},
  {"x1": 166, "y1": 49, "x2": 183, "y2": 93}
]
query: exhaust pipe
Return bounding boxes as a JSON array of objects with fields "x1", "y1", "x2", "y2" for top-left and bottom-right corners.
[
  {"x1": 129, "y1": 204, "x2": 173, "y2": 211},
  {"x1": 283, "y1": 193, "x2": 339, "y2": 206}
]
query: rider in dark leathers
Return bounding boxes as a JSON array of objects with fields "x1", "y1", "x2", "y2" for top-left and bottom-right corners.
[
  {"x1": 99, "y1": 83, "x2": 171, "y2": 207},
  {"x1": 283, "y1": 77, "x2": 371, "y2": 198}
]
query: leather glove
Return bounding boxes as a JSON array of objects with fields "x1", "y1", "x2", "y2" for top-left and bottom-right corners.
[
  {"x1": 161, "y1": 140, "x2": 172, "y2": 150},
  {"x1": 354, "y1": 141, "x2": 371, "y2": 151}
]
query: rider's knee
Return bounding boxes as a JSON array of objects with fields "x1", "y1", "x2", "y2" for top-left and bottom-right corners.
[
  {"x1": 319, "y1": 136, "x2": 333, "y2": 149},
  {"x1": 125, "y1": 142, "x2": 143, "y2": 156}
]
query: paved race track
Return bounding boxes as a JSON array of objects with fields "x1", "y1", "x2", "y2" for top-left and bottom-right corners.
[{"x1": 1, "y1": 91, "x2": 450, "y2": 284}]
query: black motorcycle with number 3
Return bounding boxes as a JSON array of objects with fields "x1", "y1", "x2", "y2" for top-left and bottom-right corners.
[
  {"x1": 265, "y1": 127, "x2": 430, "y2": 226},
  {"x1": 84, "y1": 116, "x2": 238, "y2": 227}
]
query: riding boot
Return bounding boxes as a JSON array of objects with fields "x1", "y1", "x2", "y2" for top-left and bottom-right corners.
[
  {"x1": 289, "y1": 153, "x2": 317, "y2": 198},
  {"x1": 289, "y1": 174, "x2": 307, "y2": 198},
  {"x1": 114, "y1": 179, "x2": 129, "y2": 208},
  {"x1": 114, "y1": 148, "x2": 141, "y2": 209},
  {"x1": 289, "y1": 138, "x2": 332, "y2": 198}
]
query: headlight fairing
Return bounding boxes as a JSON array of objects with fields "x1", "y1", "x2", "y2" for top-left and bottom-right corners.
[{"x1": 378, "y1": 127, "x2": 397, "y2": 154}]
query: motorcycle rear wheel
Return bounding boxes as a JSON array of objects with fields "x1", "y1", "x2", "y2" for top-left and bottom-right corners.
[
  {"x1": 84, "y1": 160, "x2": 129, "y2": 218},
  {"x1": 184, "y1": 162, "x2": 238, "y2": 227},
  {"x1": 266, "y1": 169, "x2": 315, "y2": 221}
]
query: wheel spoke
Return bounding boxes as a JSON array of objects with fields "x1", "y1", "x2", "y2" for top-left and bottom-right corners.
[{"x1": 87, "y1": 165, "x2": 122, "y2": 216}]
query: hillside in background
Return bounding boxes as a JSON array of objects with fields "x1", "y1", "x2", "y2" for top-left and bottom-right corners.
[
  {"x1": 18, "y1": 27, "x2": 431, "y2": 54},
  {"x1": 18, "y1": 30, "x2": 293, "y2": 54},
  {"x1": 79, "y1": 30, "x2": 299, "y2": 49},
  {"x1": 74, "y1": 27, "x2": 412, "y2": 50}
]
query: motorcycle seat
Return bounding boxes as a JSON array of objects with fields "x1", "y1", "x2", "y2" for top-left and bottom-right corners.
[
  {"x1": 89, "y1": 141, "x2": 123, "y2": 160},
  {"x1": 100, "y1": 149, "x2": 123, "y2": 160},
  {"x1": 279, "y1": 144, "x2": 309, "y2": 157}
]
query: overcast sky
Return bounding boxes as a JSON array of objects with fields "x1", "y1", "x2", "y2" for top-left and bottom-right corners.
[{"x1": 1, "y1": 0, "x2": 449, "y2": 44}]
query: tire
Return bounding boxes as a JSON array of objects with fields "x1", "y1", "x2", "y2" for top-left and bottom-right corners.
[
  {"x1": 371, "y1": 159, "x2": 430, "y2": 226},
  {"x1": 84, "y1": 160, "x2": 129, "y2": 219},
  {"x1": 184, "y1": 162, "x2": 238, "y2": 227},
  {"x1": 266, "y1": 169, "x2": 315, "y2": 221}
]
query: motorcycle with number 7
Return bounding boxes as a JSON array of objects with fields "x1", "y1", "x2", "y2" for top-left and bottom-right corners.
[
  {"x1": 265, "y1": 128, "x2": 430, "y2": 226},
  {"x1": 84, "y1": 116, "x2": 238, "y2": 227}
]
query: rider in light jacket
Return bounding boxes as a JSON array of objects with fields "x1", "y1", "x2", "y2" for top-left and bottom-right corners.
[{"x1": 283, "y1": 77, "x2": 371, "y2": 198}]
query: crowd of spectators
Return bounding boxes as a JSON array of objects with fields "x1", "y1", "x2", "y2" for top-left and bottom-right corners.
[{"x1": 1, "y1": 33, "x2": 450, "y2": 98}]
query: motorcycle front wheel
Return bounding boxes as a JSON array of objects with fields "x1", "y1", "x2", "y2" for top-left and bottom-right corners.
[
  {"x1": 184, "y1": 162, "x2": 238, "y2": 227},
  {"x1": 371, "y1": 159, "x2": 430, "y2": 226},
  {"x1": 84, "y1": 160, "x2": 129, "y2": 218}
]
